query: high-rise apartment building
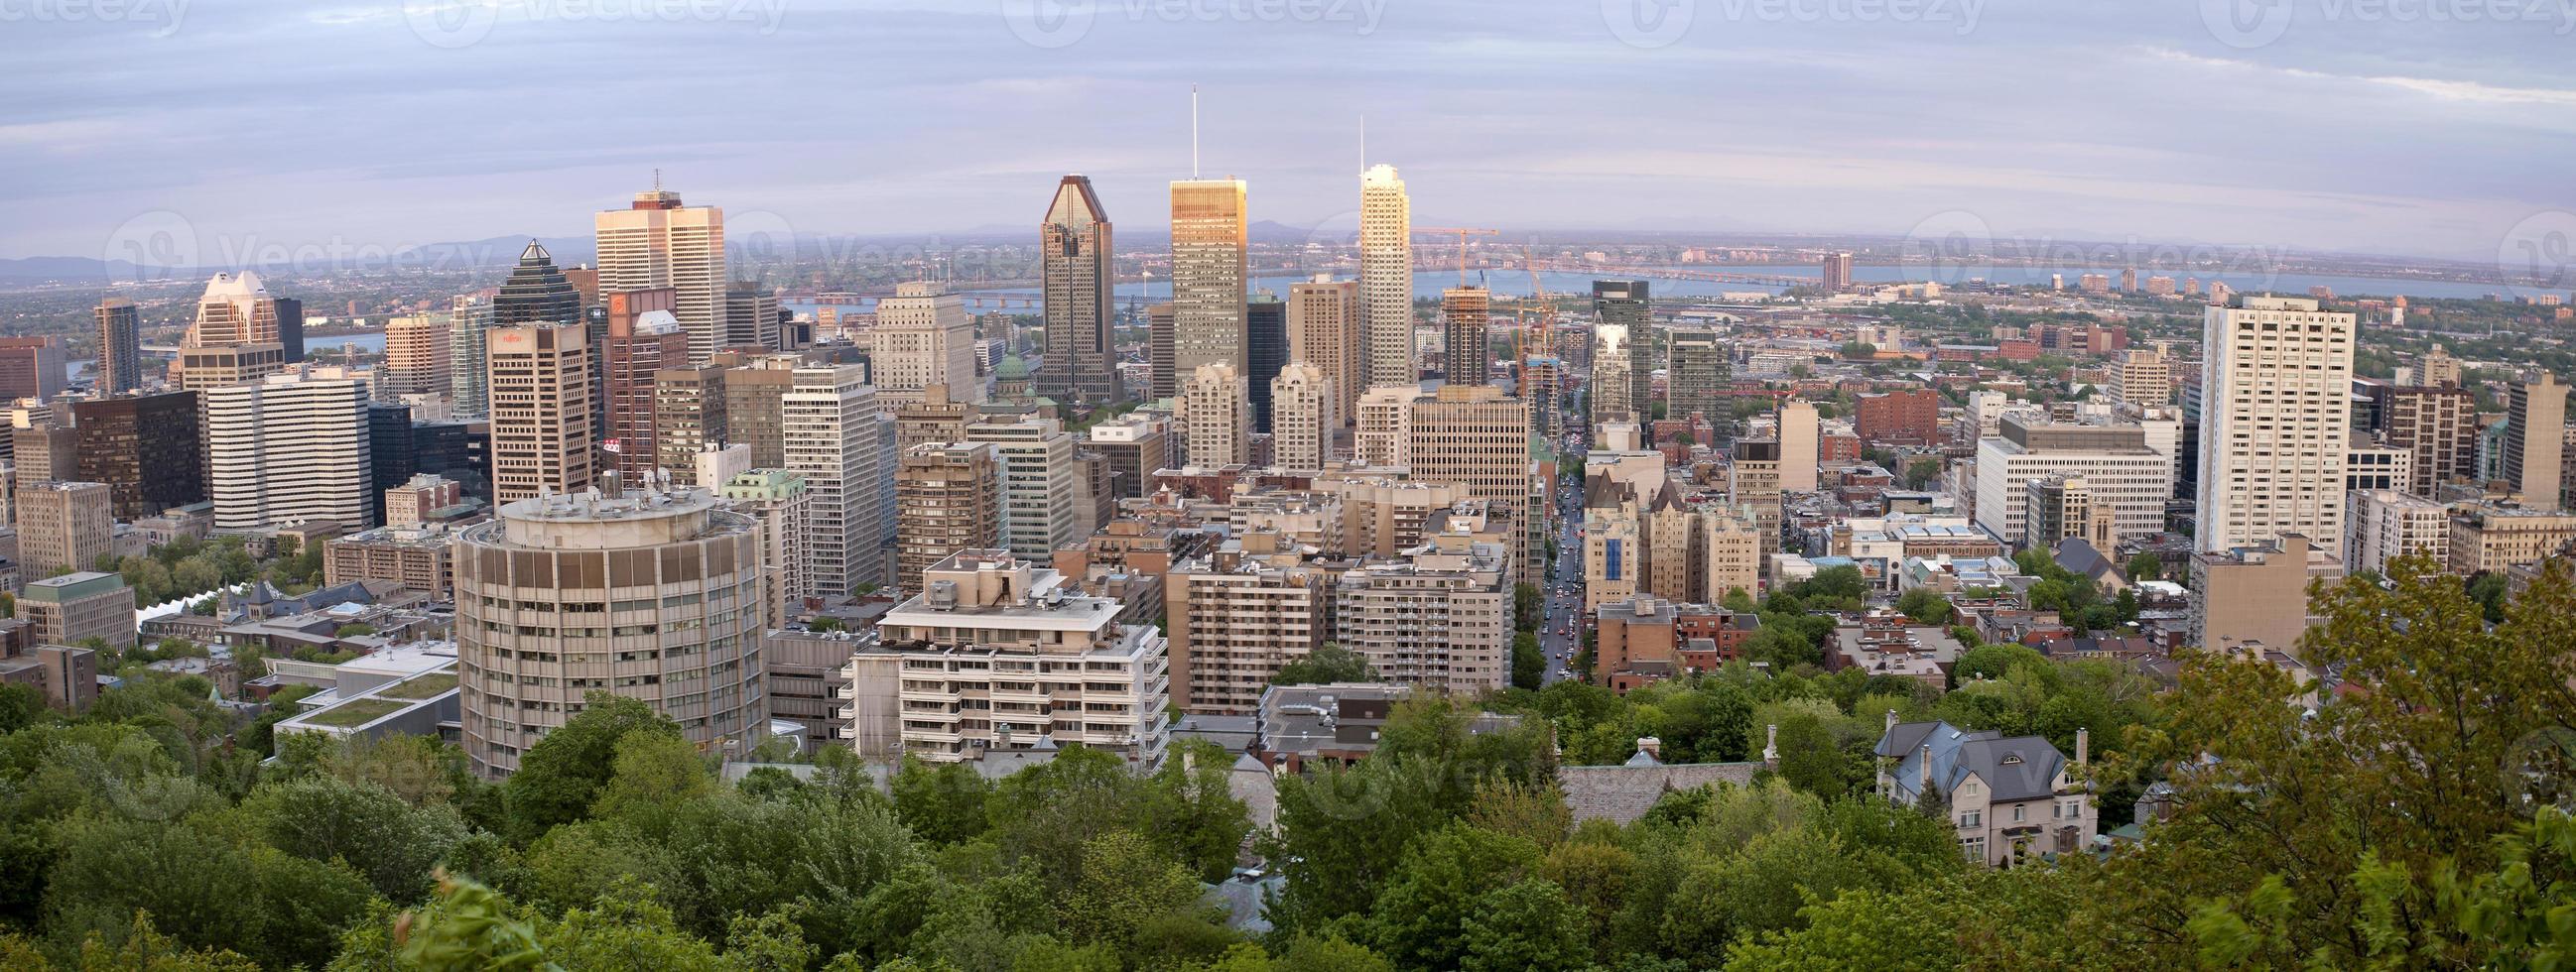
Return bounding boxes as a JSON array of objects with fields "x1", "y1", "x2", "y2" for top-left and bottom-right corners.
[
  {"x1": 1442, "y1": 286, "x2": 1491, "y2": 386},
  {"x1": 1287, "y1": 275, "x2": 1363, "y2": 420},
  {"x1": 718, "y1": 468, "x2": 811, "y2": 629},
  {"x1": 1359, "y1": 165, "x2": 1413, "y2": 388},
  {"x1": 1170, "y1": 178, "x2": 1249, "y2": 380},
  {"x1": 722, "y1": 281, "x2": 780, "y2": 353},
  {"x1": 894, "y1": 383, "x2": 974, "y2": 452},
  {"x1": 16, "y1": 481, "x2": 112, "y2": 576},
  {"x1": 1777, "y1": 400, "x2": 1820, "y2": 493},
  {"x1": 1821, "y1": 251, "x2": 1855, "y2": 292},
  {"x1": 1595, "y1": 281, "x2": 1653, "y2": 419},
  {"x1": 69, "y1": 392, "x2": 201, "y2": 520},
  {"x1": 782, "y1": 363, "x2": 885, "y2": 595},
  {"x1": 859, "y1": 550, "x2": 1170, "y2": 765},
  {"x1": 1085, "y1": 415, "x2": 1170, "y2": 500},
  {"x1": 1975, "y1": 413, "x2": 2169, "y2": 547},
  {"x1": 1731, "y1": 438, "x2": 1783, "y2": 557},
  {"x1": 652, "y1": 366, "x2": 728, "y2": 485},
  {"x1": 1665, "y1": 328, "x2": 1729, "y2": 424},
  {"x1": 382, "y1": 313, "x2": 453, "y2": 399},
  {"x1": 2197, "y1": 297, "x2": 2356, "y2": 555},
  {"x1": 1353, "y1": 385, "x2": 1426, "y2": 468},
  {"x1": 202, "y1": 377, "x2": 372, "y2": 530},
  {"x1": 1167, "y1": 534, "x2": 1328, "y2": 713},
  {"x1": 2507, "y1": 372, "x2": 2566, "y2": 510},
  {"x1": 1335, "y1": 533, "x2": 1511, "y2": 694},
  {"x1": 454, "y1": 487, "x2": 767, "y2": 776},
  {"x1": 2419, "y1": 345, "x2": 2462, "y2": 387},
  {"x1": 2346, "y1": 489, "x2": 2450, "y2": 575},
  {"x1": 1181, "y1": 363, "x2": 1250, "y2": 468},
  {"x1": 0, "y1": 338, "x2": 65, "y2": 403},
  {"x1": 895, "y1": 443, "x2": 1000, "y2": 589},
  {"x1": 486, "y1": 322, "x2": 594, "y2": 504},
  {"x1": 868, "y1": 282, "x2": 979, "y2": 410},
  {"x1": 1271, "y1": 362, "x2": 1338, "y2": 471},
  {"x1": 92, "y1": 299, "x2": 141, "y2": 395},
  {"x1": 2377, "y1": 385, "x2": 2480, "y2": 495},
  {"x1": 967, "y1": 418, "x2": 1079, "y2": 561},
  {"x1": 1409, "y1": 384, "x2": 1539, "y2": 577},
  {"x1": 1039, "y1": 175, "x2": 1122, "y2": 408},
  {"x1": 1147, "y1": 303, "x2": 1178, "y2": 400},
  {"x1": 1857, "y1": 389, "x2": 1942, "y2": 446},
  {"x1": 2112, "y1": 349, "x2": 2171, "y2": 407},
  {"x1": 595, "y1": 186, "x2": 726, "y2": 363}
]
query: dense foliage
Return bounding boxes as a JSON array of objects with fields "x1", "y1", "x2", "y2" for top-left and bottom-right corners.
[{"x1": 0, "y1": 552, "x2": 2567, "y2": 968}]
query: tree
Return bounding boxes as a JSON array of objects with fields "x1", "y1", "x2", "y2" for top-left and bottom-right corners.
[
  {"x1": 1142, "y1": 738, "x2": 1252, "y2": 882},
  {"x1": 1511, "y1": 632, "x2": 1544, "y2": 690},
  {"x1": 1271, "y1": 644, "x2": 1377, "y2": 686},
  {"x1": 2124, "y1": 552, "x2": 2161, "y2": 582},
  {"x1": 1902, "y1": 457, "x2": 1943, "y2": 491},
  {"x1": 241, "y1": 775, "x2": 467, "y2": 903},
  {"x1": 1367, "y1": 824, "x2": 1542, "y2": 970},
  {"x1": 1513, "y1": 583, "x2": 1544, "y2": 633},
  {"x1": 890, "y1": 756, "x2": 991, "y2": 845},
  {"x1": 1892, "y1": 587, "x2": 1954, "y2": 626},
  {"x1": 1460, "y1": 879, "x2": 1591, "y2": 972},
  {"x1": 501, "y1": 692, "x2": 685, "y2": 842}
]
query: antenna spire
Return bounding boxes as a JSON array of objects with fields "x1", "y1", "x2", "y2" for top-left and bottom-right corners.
[
  {"x1": 1190, "y1": 84, "x2": 1201, "y2": 179},
  {"x1": 653, "y1": 168, "x2": 662, "y2": 191},
  {"x1": 1359, "y1": 114, "x2": 1366, "y2": 175}
]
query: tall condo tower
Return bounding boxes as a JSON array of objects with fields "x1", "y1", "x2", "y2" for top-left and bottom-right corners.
[
  {"x1": 2195, "y1": 296, "x2": 2355, "y2": 555},
  {"x1": 1359, "y1": 164, "x2": 1412, "y2": 388}
]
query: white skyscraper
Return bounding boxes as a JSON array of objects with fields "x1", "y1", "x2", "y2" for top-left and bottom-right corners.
[
  {"x1": 1271, "y1": 361, "x2": 1338, "y2": 471},
  {"x1": 783, "y1": 363, "x2": 885, "y2": 594},
  {"x1": 867, "y1": 282, "x2": 981, "y2": 409},
  {"x1": 203, "y1": 377, "x2": 372, "y2": 531},
  {"x1": 595, "y1": 184, "x2": 727, "y2": 364},
  {"x1": 1181, "y1": 362, "x2": 1251, "y2": 468},
  {"x1": 1359, "y1": 164, "x2": 1413, "y2": 388},
  {"x1": 2196, "y1": 296, "x2": 2356, "y2": 555},
  {"x1": 968, "y1": 418, "x2": 1080, "y2": 560}
]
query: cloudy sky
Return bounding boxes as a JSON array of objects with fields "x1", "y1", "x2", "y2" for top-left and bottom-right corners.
[{"x1": 5, "y1": 0, "x2": 2570, "y2": 265}]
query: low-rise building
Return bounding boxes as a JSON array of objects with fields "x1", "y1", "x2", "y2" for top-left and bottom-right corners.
[
  {"x1": 1875, "y1": 716, "x2": 2098, "y2": 867},
  {"x1": 20, "y1": 571, "x2": 135, "y2": 650}
]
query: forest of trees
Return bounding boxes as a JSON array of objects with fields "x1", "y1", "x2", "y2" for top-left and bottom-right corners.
[{"x1": 0, "y1": 551, "x2": 2568, "y2": 969}]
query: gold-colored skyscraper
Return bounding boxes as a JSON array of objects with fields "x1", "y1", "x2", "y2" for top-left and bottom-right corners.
[{"x1": 1169, "y1": 178, "x2": 1248, "y2": 380}]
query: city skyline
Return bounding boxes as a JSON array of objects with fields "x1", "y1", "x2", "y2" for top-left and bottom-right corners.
[{"x1": 6, "y1": 2, "x2": 2568, "y2": 266}]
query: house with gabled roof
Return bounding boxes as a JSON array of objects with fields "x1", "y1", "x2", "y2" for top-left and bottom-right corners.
[{"x1": 1873, "y1": 714, "x2": 2098, "y2": 867}]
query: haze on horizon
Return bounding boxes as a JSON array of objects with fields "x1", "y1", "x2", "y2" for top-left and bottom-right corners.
[{"x1": 3, "y1": 0, "x2": 2569, "y2": 267}]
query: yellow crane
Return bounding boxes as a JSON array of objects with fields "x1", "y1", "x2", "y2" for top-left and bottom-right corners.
[{"x1": 1416, "y1": 227, "x2": 1499, "y2": 286}]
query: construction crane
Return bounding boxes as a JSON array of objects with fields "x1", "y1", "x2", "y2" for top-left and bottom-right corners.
[{"x1": 1416, "y1": 227, "x2": 1499, "y2": 286}]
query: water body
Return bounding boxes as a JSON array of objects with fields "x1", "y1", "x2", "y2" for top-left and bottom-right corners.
[{"x1": 786, "y1": 265, "x2": 2520, "y2": 316}]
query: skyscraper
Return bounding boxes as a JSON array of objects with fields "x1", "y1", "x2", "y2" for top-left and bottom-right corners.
[
  {"x1": 867, "y1": 282, "x2": 979, "y2": 409},
  {"x1": 595, "y1": 185, "x2": 726, "y2": 363},
  {"x1": 653, "y1": 366, "x2": 728, "y2": 485},
  {"x1": 967, "y1": 418, "x2": 1079, "y2": 560},
  {"x1": 599, "y1": 289, "x2": 687, "y2": 484},
  {"x1": 1170, "y1": 178, "x2": 1249, "y2": 381},
  {"x1": 722, "y1": 281, "x2": 780, "y2": 353},
  {"x1": 448, "y1": 297, "x2": 495, "y2": 417},
  {"x1": 1182, "y1": 362, "x2": 1251, "y2": 468},
  {"x1": 92, "y1": 299, "x2": 141, "y2": 395},
  {"x1": 1039, "y1": 175, "x2": 1122, "y2": 408},
  {"x1": 69, "y1": 392, "x2": 202, "y2": 520},
  {"x1": 15, "y1": 481, "x2": 112, "y2": 576},
  {"x1": 202, "y1": 377, "x2": 372, "y2": 531},
  {"x1": 492, "y1": 241, "x2": 582, "y2": 328},
  {"x1": 1442, "y1": 286, "x2": 1491, "y2": 386},
  {"x1": 2507, "y1": 372, "x2": 2567, "y2": 511},
  {"x1": 1821, "y1": 251, "x2": 1855, "y2": 293},
  {"x1": 1777, "y1": 400, "x2": 1820, "y2": 493},
  {"x1": 1359, "y1": 165, "x2": 1412, "y2": 388},
  {"x1": 1595, "y1": 281, "x2": 1652, "y2": 419},
  {"x1": 1288, "y1": 275, "x2": 1363, "y2": 420},
  {"x1": 1246, "y1": 292, "x2": 1286, "y2": 432},
  {"x1": 1148, "y1": 303, "x2": 1178, "y2": 400},
  {"x1": 179, "y1": 272, "x2": 295, "y2": 390},
  {"x1": 2197, "y1": 296, "x2": 2355, "y2": 555},
  {"x1": 895, "y1": 442, "x2": 1000, "y2": 588},
  {"x1": 485, "y1": 322, "x2": 595, "y2": 504},
  {"x1": 1271, "y1": 361, "x2": 1337, "y2": 471},
  {"x1": 1408, "y1": 384, "x2": 1537, "y2": 576},
  {"x1": 0, "y1": 339, "x2": 66, "y2": 403},
  {"x1": 1591, "y1": 324, "x2": 1633, "y2": 425},
  {"x1": 382, "y1": 313, "x2": 452, "y2": 400},
  {"x1": 781, "y1": 363, "x2": 885, "y2": 595},
  {"x1": 1665, "y1": 327, "x2": 1728, "y2": 425}
]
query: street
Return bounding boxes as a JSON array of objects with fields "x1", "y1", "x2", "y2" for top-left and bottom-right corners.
[{"x1": 1540, "y1": 430, "x2": 1588, "y2": 684}]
